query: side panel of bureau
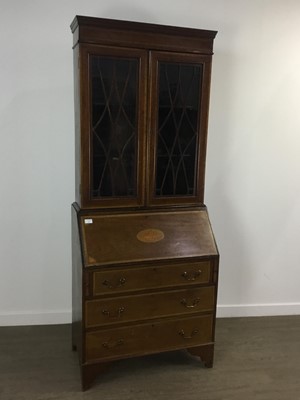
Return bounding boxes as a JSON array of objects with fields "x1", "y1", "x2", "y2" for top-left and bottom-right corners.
[{"x1": 71, "y1": 205, "x2": 83, "y2": 362}]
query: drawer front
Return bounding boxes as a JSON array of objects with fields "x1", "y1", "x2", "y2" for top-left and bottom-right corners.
[
  {"x1": 86, "y1": 286, "x2": 215, "y2": 328},
  {"x1": 93, "y1": 261, "x2": 212, "y2": 296},
  {"x1": 86, "y1": 314, "x2": 213, "y2": 362}
]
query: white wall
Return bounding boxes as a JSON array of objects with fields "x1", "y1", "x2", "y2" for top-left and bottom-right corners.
[{"x1": 0, "y1": 0, "x2": 299, "y2": 325}]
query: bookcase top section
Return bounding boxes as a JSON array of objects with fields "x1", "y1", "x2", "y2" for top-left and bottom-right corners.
[
  {"x1": 80, "y1": 209, "x2": 218, "y2": 267},
  {"x1": 70, "y1": 15, "x2": 217, "y2": 53}
]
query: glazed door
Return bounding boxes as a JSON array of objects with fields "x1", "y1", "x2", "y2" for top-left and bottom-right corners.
[
  {"x1": 148, "y1": 52, "x2": 212, "y2": 207},
  {"x1": 80, "y1": 45, "x2": 147, "y2": 208}
]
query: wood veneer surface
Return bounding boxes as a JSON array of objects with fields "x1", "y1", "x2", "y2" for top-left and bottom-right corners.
[{"x1": 80, "y1": 210, "x2": 218, "y2": 266}]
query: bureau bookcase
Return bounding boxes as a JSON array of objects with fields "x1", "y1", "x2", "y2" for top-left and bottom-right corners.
[{"x1": 71, "y1": 16, "x2": 219, "y2": 390}]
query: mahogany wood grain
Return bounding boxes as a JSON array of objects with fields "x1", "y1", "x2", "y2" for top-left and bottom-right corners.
[
  {"x1": 72, "y1": 16, "x2": 216, "y2": 209},
  {"x1": 85, "y1": 314, "x2": 214, "y2": 363},
  {"x1": 71, "y1": 16, "x2": 218, "y2": 391},
  {"x1": 92, "y1": 260, "x2": 212, "y2": 296},
  {"x1": 80, "y1": 209, "x2": 218, "y2": 266},
  {"x1": 71, "y1": 16, "x2": 217, "y2": 54},
  {"x1": 85, "y1": 286, "x2": 215, "y2": 328}
]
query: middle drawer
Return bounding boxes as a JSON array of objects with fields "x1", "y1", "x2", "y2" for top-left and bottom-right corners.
[{"x1": 85, "y1": 286, "x2": 215, "y2": 328}]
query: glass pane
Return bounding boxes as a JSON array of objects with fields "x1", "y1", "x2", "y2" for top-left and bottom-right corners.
[
  {"x1": 90, "y1": 55, "x2": 138, "y2": 198},
  {"x1": 155, "y1": 62, "x2": 203, "y2": 196}
]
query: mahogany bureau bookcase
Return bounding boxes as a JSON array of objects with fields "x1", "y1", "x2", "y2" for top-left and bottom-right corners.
[{"x1": 70, "y1": 15, "x2": 219, "y2": 391}]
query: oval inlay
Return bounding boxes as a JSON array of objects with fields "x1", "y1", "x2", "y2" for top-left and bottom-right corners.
[{"x1": 136, "y1": 228, "x2": 165, "y2": 243}]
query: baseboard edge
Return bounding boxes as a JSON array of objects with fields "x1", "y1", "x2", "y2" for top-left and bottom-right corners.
[
  {"x1": 217, "y1": 303, "x2": 300, "y2": 318},
  {"x1": 0, "y1": 310, "x2": 72, "y2": 326}
]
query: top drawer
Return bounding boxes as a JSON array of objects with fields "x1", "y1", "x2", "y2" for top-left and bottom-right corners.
[{"x1": 92, "y1": 260, "x2": 212, "y2": 296}]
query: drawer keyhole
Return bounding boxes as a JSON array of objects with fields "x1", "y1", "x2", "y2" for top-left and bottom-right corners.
[{"x1": 102, "y1": 339, "x2": 124, "y2": 349}]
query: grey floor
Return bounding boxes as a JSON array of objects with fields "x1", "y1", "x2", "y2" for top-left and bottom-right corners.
[{"x1": 0, "y1": 316, "x2": 300, "y2": 400}]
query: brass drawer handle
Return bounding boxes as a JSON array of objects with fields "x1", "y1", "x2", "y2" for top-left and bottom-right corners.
[
  {"x1": 102, "y1": 339, "x2": 124, "y2": 349},
  {"x1": 102, "y1": 277, "x2": 126, "y2": 289},
  {"x1": 178, "y1": 329, "x2": 199, "y2": 339},
  {"x1": 182, "y1": 270, "x2": 202, "y2": 281},
  {"x1": 181, "y1": 298, "x2": 201, "y2": 308},
  {"x1": 102, "y1": 307, "x2": 125, "y2": 319}
]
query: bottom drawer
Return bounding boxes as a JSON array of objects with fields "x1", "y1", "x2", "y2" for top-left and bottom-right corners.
[{"x1": 85, "y1": 314, "x2": 213, "y2": 362}]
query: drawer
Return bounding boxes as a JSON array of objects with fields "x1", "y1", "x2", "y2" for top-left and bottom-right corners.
[
  {"x1": 92, "y1": 261, "x2": 212, "y2": 296},
  {"x1": 85, "y1": 286, "x2": 215, "y2": 328},
  {"x1": 86, "y1": 314, "x2": 214, "y2": 362}
]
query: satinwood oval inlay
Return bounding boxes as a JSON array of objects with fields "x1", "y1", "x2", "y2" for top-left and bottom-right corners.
[{"x1": 137, "y1": 228, "x2": 165, "y2": 243}]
